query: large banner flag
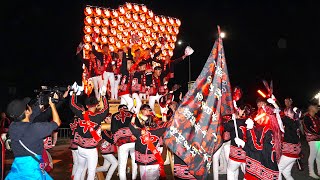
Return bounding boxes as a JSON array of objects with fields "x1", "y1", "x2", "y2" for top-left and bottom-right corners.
[{"x1": 164, "y1": 26, "x2": 234, "y2": 179}]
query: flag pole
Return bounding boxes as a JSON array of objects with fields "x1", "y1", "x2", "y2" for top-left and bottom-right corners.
[
  {"x1": 218, "y1": 25, "x2": 239, "y2": 139},
  {"x1": 232, "y1": 101, "x2": 239, "y2": 139}
]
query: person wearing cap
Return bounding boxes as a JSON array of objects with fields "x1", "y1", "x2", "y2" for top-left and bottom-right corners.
[
  {"x1": 70, "y1": 92, "x2": 109, "y2": 180},
  {"x1": 5, "y1": 97, "x2": 60, "y2": 180},
  {"x1": 303, "y1": 103, "x2": 320, "y2": 179},
  {"x1": 129, "y1": 104, "x2": 169, "y2": 180}
]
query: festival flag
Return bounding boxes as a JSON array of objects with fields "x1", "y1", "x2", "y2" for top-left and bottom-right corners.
[{"x1": 164, "y1": 26, "x2": 234, "y2": 179}]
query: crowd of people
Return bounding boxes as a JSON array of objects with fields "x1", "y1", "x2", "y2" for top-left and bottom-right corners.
[{"x1": 1, "y1": 34, "x2": 320, "y2": 180}]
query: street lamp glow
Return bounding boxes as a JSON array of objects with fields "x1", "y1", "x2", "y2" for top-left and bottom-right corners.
[
  {"x1": 315, "y1": 91, "x2": 320, "y2": 105},
  {"x1": 178, "y1": 40, "x2": 182, "y2": 45},
  {"x1": 220, "y1": 32, "x2": 226, "y2": 38}
]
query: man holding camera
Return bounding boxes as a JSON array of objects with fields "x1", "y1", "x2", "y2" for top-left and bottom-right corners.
[
  {"x1": 30, "y1": 87, "x2": 69, "y2": 124},
  {"x1": 5, "y1": 97, "x2": 61, "y2": 180}
]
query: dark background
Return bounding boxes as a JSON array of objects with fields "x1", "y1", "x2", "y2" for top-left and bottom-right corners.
[{"x1": 2, "y1": 0, "x2": 320, "y2": 116}]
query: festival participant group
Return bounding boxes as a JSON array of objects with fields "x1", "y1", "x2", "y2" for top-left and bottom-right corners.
[{"x1": 2, "y1": 33, "x2": 320, "y2": 180}]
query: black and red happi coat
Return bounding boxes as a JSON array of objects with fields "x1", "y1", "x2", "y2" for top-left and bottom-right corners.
[
  {"x1": 129, "y1": 121, "x2": 169, "y2": 165},
  {"x1": 111, "y1": 110, "x2": 136, "y2": 147},
  {"x1": 69, "y1": 95, "x2": 109, "y2": 149},
  {"x1": 244, "y1": 124, "x2": 279, "y2": 180},
  {"x1": 69, "y1": 117, "x2": 79, "y2": 150},
  {"x1": 303, "y1": 113, "x2": 320, "y2": 142},
  {"x1": 164, "y1": 30, "x2": 234, "y2": 179},
  {"x1": 281, "y1": 116, "x2": 301, "y2": 158}
]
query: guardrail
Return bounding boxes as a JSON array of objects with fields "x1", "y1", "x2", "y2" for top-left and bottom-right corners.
[{"x1": 57, "y1": 128, "x2": 71, "y2": 139}]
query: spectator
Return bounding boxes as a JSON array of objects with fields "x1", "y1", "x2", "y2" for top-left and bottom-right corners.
[
  {"x1": 0, "y1": 112, "x2": 11, "y2": 134},
  {"x1": 303, "y1": 103, "x2": 320, "y2": 179},
  {"x1": 5, "y1": 97, "x2": 61, "y2": 179}
]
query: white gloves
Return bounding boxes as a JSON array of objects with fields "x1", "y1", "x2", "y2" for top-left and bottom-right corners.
[
  {"x1": 233, "y1": 100, "x2": 238, "y2": 111},
  {"x1": 273, "y1": 108, "x2": 281, "y2": 114},
  {"x1": 293, "y1": 107, "x2": 298, "y2": 113},
  {"x1": 234, "y1": 137, "x2": 245, "y2": 148},
  {"x1": 70, "y1": 82, "x2": 83, "y2": 96},
  {"x1": 184, "y1": 46, "x2": 194, "y2": 56},
  {"x1": 245, "y1": 118, "x2": 254, "y2": 129},
  {"x1": 267, "y1": 98, "x2": 276, "y2": 105},
  {"x1": 100, "y1": 86, "x2": 107, "y2": 97}
]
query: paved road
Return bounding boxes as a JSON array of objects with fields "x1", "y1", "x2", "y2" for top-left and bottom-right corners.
[{"x1": 3, "y1": 138, "x2": 317, "y2": 179}]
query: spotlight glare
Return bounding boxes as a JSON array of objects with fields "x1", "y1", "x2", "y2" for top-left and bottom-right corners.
[{"x1": 220, "y1": 32, "x2": 226, "y2": 38}]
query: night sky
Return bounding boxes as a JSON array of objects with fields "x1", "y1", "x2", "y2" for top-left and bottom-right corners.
[{"x1": 2, "y1": 0, "x2": 320, "y2": 112}]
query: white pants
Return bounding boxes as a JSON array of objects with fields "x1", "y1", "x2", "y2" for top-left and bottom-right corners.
[
  {"x1": 227, "y1": 159, "x2": 245, "y2": 180},
  {"x1": 278, "y1": 155, "x2": 296, "y2": 180},
  {"x1": 92, "y1": 76, "x2": 103, "y2": 100},
  {"x1": 308, "y1": 141, "x2": 320, "y2": 175},
  {"x1": 74, "y1": 146, "x2": 98, "y2": 180},
  {"x1": 139, "y1": 164, "x2": 160, "y2": 180},
  {"x1": 96, "y1": 154, "x2": 118, "y2": 180},
  {"x1": 213, "y1": 141, "x2": 231, "y2": 180},
  {"x1": 71, "y1": 149, "x2": 87, "y2": 180},
  {"x1": 120, "y1": 94, "x2": 134, "y2": 111},
  {"x1": 118, "y1": 143, "x2": 138, "y2": 180},
  {"x1": 132, "y1": 93, "x2": 142, "y2": 114},
  {"x1": 149, "y1": 94, "x2": 162, "y2": 113},
  {"x1": 114, "y1": 74, "x2": 121, "y2": 100},
  {"x1": 103, "y1": 72, "x2": 115, "y2": 99}
]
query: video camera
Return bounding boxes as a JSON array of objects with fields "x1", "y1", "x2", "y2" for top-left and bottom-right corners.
[{"x1": 34, "y1": 86, "x2": 67, "y2": 106}]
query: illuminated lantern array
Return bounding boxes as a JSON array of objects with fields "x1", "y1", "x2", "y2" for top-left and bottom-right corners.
[{"x1": 82, "y1": 3, "x2": 181, "y2": 59}]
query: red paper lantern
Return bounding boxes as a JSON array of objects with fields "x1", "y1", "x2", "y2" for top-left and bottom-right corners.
[
  {"x1": 125, "y1": 3, "x2": 132, "y2": 11},
  {"x1": 94, "y1": 17, "x2": 101, "y2": 26},
  {"x1": 84, "y1": 7, "x2": 93, "y2": 16},
  {"x1": 93, "y1": 26, "x2": 100, "y2": 34},
  {"x1": 83, "y1": 26, "x2": 92, "y2": 34},
  {"x1": 101, "y1": 36, "x2": 108, "y2": 44},
  {"x1": 94, "y1": 7, "x2": 102, "y2": 16},
  {"x1": 101, "y1": 27, "x2": 108, "y2": 35},
  {"x1": 102, "y1": 18, "x2": 109, "y2": 26},
  {"x1": 148, "y1": 10, "x2": 154, "y2": 18},
  {"x1": 118, "y1": 16, "x2": 125, "y2": 24},
  {"x1": 102, "y1": 9, "x2": 111, "y2": 18},
  {"x1": 133, "y1": 4, "x2": 140, "y2": 12},
  {"x1": 125, "y1": 12, "x2": 131, "y2": 19},
  {"x1": 141, "y1": 5, "x2": 147, "y2": 13},
  {"x1": 84, "y1": 43, "x2": 92, "y2": 51},
  {"x1": 83, "y1": 34, "x2": 92, "y2": 43},
  {"x1": 146, "y1": 19, "x2": 153, "y2": 27},
  {"x1": 119, "y1": 6, "x2": 126, "y2": 15},
  {"x1": 84, "y1": 16, "x2": 93, "y2": 26}
]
